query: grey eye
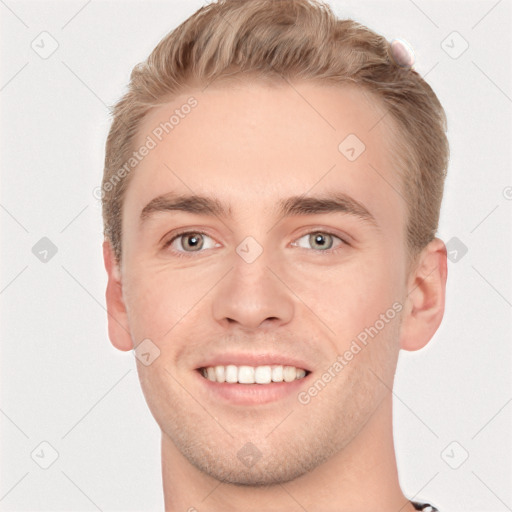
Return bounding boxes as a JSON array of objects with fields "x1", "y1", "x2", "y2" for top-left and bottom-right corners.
[
  {"x1": 293, "y1": 232, "x2": 342, "y2": 251},
  {"x1": 169, "y1": 232, "x2": 217, "y2": 253},
  {"x1": 180, "y1": 233, "x2": 204, "y2": 251}
]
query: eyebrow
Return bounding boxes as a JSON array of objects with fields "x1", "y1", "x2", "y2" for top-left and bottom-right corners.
[{"x1": 139, "y1": 191, "x2": 378, "y2": 228}]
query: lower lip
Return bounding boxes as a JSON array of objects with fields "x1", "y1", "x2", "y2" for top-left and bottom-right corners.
[{"x1": 194, "y1": 370, "x2": 312, "y2": 405}]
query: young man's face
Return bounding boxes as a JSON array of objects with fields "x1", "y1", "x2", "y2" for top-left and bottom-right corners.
[{"x1": 108, "y1": 81, "x2": 418, "y2": 484}]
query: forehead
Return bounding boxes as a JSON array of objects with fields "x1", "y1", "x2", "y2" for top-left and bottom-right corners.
[{"x1": 124, "y1": 81, "x2": 406, "y2": 232}]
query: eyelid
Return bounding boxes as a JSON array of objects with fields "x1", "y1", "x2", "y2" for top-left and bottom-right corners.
[
  {"x1": 290, "y1": 230, "x2": 348, "y2": 253},
  {"x1": 292, "y1": 227, "x2": 350, "y2": 246},
  {"x1": 162, "y1": 229, "x2": 218, "y2": 255}
]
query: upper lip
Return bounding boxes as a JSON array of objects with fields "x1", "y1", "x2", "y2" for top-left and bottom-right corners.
[{"x1": 195, "y1": 353, "x2": 312, "y2": 372}]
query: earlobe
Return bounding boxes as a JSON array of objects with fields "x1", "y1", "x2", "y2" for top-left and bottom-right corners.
[
  {"x1": 103, "y1": 240, "x2": 133, "y2": 352},
  {"x1": 399, "y1": 238, "x2": 448, "y2": 351}
]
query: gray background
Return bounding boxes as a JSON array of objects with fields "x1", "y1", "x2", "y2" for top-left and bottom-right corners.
[{"x1": 1, "y1": 0, "x2": 511, "y2": 510}]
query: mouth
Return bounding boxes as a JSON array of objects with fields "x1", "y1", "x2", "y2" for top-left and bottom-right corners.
[
  {"x1": 193, "y1": 355, "x2": 313, "y2": 405},
  {"x1": 197, "y1": 364, "x2": 311, "y2": 384},
  {"x1": 194, "y1": 363, "x2": 313, "y2": 405}
]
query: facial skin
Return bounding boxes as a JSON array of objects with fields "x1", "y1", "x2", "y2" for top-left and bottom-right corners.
[{"x1": 103, "y1": 80, "x2": 447, "y2": 512}]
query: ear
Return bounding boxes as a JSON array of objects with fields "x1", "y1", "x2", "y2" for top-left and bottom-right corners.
[
  {"x1": 399, "y1": 237, "x2": 448, "y2": 351},
  {"x1": 103, "y1": 240, "x2": 133, "y2": 351}
]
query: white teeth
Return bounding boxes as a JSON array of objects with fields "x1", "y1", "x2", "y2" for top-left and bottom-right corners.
[
  {"x1": 214, "y1": 365, "x2": 225, "y2": 383},
  {"x1": 283, "y1": 365, "x2": 297, "y2": 382},
  {"x1": 271, "y1": 365, "x2": 283, "y2": 382},
  {"x1": 238, "y1": 366, "x2": 255, "y2": 384},
  {"x1": 296, "y1": 369, "x2": 306, "y2": 379},
  {"x1": 200, "y1": 364, "x2": 308, "y2": 384},
  {"x1": 254, "y1": 365, "x2": 272, "y2": 384},
  {"x1": 225, "y1": 365, "x2": 238, "y2": 383}
]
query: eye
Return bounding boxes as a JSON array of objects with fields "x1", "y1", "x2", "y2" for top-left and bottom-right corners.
[
  {"x1": 163, "y1": 231, "x2": 219, "y2": 256},
  {"x1": 291, "y1": 231, "x2": 346, "y2": 253},
  {"x1": 163, "y1": 229, "x2": 348, "y2": 258}
]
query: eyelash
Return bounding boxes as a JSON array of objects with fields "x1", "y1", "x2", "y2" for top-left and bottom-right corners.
[{"x1": 162, "y1": 229, "x2": 348, "y2": 259}]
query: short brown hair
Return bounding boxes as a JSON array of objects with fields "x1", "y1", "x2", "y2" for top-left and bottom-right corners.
[{"x1": 102, "y1": 0, "x2": 449, "y2": 265}]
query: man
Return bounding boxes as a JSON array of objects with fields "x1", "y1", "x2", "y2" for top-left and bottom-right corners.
[{"x1": 101, "y1": 0, "x2": 448, "y2": 510}]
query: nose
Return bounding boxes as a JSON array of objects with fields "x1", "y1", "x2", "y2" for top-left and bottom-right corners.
[{"x1": 211, "y1": 250, "x2": 295, "y2": 331}]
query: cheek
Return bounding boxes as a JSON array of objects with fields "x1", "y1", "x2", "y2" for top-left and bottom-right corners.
[
  {"x1": 122, "y1": 268, "x2": 192, "y2": 341},
  {"x1": 286, "y1": 252, "x2": 403, "y2": 340}
]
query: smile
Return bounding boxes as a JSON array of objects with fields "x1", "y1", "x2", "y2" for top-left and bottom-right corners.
[{"x1": 198, "y1": 365, "x2": 310, "y2": 384}]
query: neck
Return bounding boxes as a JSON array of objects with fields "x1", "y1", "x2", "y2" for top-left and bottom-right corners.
[{"x1": 161, "y1": 393, "x2": 415, "y2": 512}]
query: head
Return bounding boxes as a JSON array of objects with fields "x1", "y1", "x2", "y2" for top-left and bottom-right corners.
[{"x1": 102, "y1": 0, "x2": 448, "y2": 486}]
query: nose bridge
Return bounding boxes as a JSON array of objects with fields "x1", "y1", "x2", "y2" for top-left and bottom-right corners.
[{"x1": 211, "y1": 236, "x2": 294, "y2": 330}]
